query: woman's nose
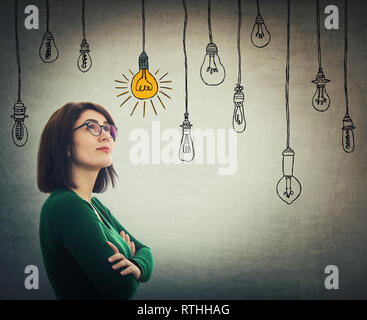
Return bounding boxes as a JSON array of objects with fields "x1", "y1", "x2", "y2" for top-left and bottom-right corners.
[{"x1": 100, "y1": 128, "x2": 111, "y2": 141}]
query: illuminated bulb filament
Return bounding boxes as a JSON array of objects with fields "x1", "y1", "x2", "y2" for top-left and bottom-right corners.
[{"x1": 131, "y1": 51, "x2": 158, "y2": 99}]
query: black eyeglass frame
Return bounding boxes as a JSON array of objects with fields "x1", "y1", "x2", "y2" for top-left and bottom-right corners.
[{"x1": 71, "y1": 121, "x2": 118, "y2": 141}]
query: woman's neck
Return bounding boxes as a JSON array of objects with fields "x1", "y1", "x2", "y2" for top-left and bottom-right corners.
[{"x1": 70, "y1": 165, "x2": 99, "y2": 204}]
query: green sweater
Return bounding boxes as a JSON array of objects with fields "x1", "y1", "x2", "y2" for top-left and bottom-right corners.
[{"x1": 39, "y1": 187, "x2": 153, "y2": 300}]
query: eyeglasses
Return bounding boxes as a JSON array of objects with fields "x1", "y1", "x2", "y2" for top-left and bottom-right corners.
[{"x1": 72, "y1": 121, "x2": 118, "y2": 141}]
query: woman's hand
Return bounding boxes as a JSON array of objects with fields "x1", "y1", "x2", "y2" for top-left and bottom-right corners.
[
  {"x1": 119, "y1": 230, "x2": 136, "y2": 257},
  {"x1": 106, "y1": 241, "x2": 141, "y2": 281}
]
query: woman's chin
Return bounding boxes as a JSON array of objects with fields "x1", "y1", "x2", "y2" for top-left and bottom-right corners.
[
  {"x1": 100, "y1": 154, "x2": 112, "y2": 164},
  {"x1": 101, "y1": 160, "x2": 112, "y2": 168},
  {"x1": 94, "y1": 158, "x2": 112, "y2": 169}
]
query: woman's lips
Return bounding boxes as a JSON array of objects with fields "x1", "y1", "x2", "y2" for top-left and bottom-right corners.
[{"x1": 97, "y1": 148, "x2": 111, "y2": 153}]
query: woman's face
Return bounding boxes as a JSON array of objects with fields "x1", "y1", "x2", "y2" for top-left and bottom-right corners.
[{"x1": 69, "y1": 109, "x2": 115, "y2": 170}]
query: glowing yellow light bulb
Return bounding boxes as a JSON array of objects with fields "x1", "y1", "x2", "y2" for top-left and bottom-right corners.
[{"x1": 131, "y1": 51, "x2": 158, "y2": 100}]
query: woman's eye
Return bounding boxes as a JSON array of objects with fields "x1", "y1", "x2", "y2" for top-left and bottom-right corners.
[{"x1": 88, "y1": 123, "x2": 99, "y2": 132}]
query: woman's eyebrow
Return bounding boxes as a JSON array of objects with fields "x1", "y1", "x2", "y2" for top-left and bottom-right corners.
[{"x1": 83, "y1": 119, "x2": 109, "y2": 124}]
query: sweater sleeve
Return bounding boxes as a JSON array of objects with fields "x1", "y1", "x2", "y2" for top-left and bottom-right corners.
[
  {"x1": 104, "y1": 207, "x2": 154, "y2": 283},
  {"x1": 46, "y1": 193, "x2": 139, "y2": 299}
]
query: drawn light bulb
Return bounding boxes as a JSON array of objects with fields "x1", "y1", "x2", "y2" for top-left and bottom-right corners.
[
  {"x1": 311, "y1": 68, "x2": 330, "y2": 112},
  {"x1": 200, "y1": 43, "x2": 226, "y2": 86},
  {"x1": 39, "y1": 31, "x2": 59, "y2": 63},
  {"x1": 251, "y1": 14, "x2": 271, "y2": 48},
  {"x1": 232, "y1": 85, "x2": 246, "y2": 133},
  {"x1": 10, "y1": 100, "x2": 29, "y2": 147},
  {"x1": 131, "y1": 51, "x2": 158, "y2": 100},
  {"x1": 342, "y1": 114, "x2": 355, "y2": 153},
  {"x1": 179, "y1": 116, "x2": 194, "y2": 162},
  {"x1": 77, "y1": 39, "x2": 92, "y2": 72},
  {"x1": 276, "y1": 147, "x2": 301, "y2": 204}
]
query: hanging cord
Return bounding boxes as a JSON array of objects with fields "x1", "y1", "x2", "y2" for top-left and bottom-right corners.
[
  {"x1": 142, "y1": 0, "x2": 145, "y2": 52},
  {"x1": 15, "y1": 0, "x2": 21, "y2": 101},
  {"x1": 316, "y1": 0, "x2": 322, "y2": 69},
  {"x1": 82, "y1": 0, "x2": 86, "y2": 39},
  {"x1": 236, "y1": 0, "x2": 242, "y2": 86},
  {"x1": 256, "y1": 0, "x2": 260, "y2": 16},
  {"x1": 183, "y1": 0, "x2": 188, "y2": 116},
  {"x1": 208, "y1": 0, "x2": 213, "y2": 43},
  {"x1": 344, "y1": 0, "x2": 349, "y2": 115},
  {"x1": 285, "y1": 0, "x2": 290, "y2": 148},
  {"x1": 46, "y1": 0, "x2": 49, "y2": 31}
]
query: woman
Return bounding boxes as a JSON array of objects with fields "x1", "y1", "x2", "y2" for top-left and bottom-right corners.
[{"x1": 37, "y1": 102, "x2": 153, "y2": 300}]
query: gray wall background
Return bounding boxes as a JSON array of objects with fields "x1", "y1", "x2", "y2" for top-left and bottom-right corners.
[{"x1": 0, "y1": 0, "x2": 366, "y2": 299}]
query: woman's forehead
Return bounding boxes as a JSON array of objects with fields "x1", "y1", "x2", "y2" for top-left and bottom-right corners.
[{"x1": 78, "y1": 109, "x2": 108, "y2": 124}]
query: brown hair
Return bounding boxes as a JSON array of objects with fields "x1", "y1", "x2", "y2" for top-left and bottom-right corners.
[{"x1": 37, "y1": 102, "x2": 119, "y2": 193}]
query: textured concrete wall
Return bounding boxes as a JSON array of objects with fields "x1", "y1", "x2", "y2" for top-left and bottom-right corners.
[{"x1": 0, "y1": 0, "x2": 366, "y2": 299}]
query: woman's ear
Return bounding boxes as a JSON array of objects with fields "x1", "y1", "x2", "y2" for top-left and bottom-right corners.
[{"x1": 67, "y1": 146, "x2": 71, "y2": 157}]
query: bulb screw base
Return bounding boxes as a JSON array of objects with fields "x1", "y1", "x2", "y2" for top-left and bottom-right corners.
[
  {"x1": 138, "y1": 51, "x2": 149, "y2": 69},
  {"x1": 342, "y1": 114, "x2": 355, "y2": 130},
  {"x1": 80, "y1": 38, "x2": 90, "y2": 53},
  {"x1": 180, "y1": 114, "x2": 192, "y2": 129},
  {"x1": 42, "y1": 31, "x2": 54, "y2": 40},
  {"x1": 233, "y1": 85, "x2": 244, "y2": 103},
  {"x1": 282, "y1": 147, "x2": 295, "y2": 177},
  {"x1": 206, "y1": 43, "x2": 218, "y2": 55},
  {"x1": 282, "y1": 147, "x2": 295, "y2": 157},
  {"x1": 11, "y1": 100, "x2": 28, "y2": 122},
  {"x1": 255, "y1": 14, "x2": 265, "y2": 24},
  {"x1": 312, "y1": 68, "x2": 330, "y2": 86}
]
